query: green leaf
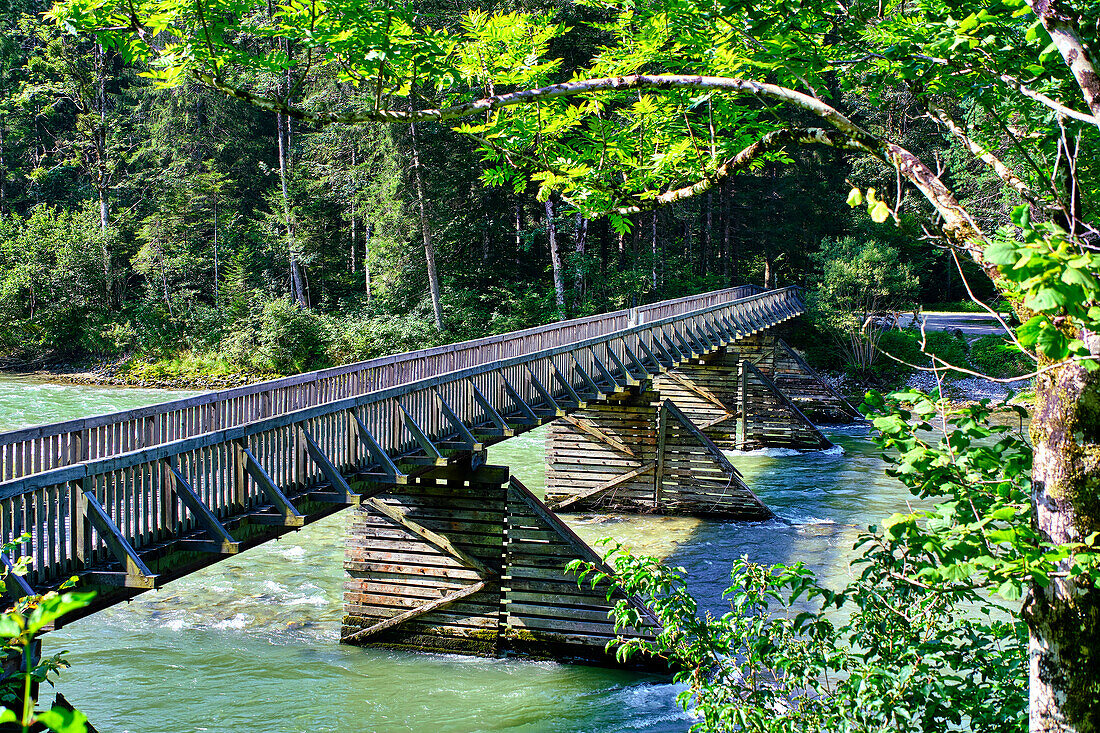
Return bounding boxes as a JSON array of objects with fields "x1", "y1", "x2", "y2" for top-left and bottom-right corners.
[
  {"x1": 1025, "y1": 287, "x2": 1066, "y2": 312},
  {"x1": 996, "y1": 579, "x2": 1023, "y2": 600},
  {"x1": 984, "y1": 241, "x2": 1018, "y2": 266},
  {"x1": 868, "y1": 199, "x2": 891, "y2": 223},
  {"x1": 846, "y1": 188, "x2": 863, "y2": 207},
  {"x1": 35, "y1": 707, "x2": 88, "y2": 733}
]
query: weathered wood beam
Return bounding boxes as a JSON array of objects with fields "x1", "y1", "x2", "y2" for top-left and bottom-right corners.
[
  {"x1": 433, "y1": 391, "x2": 484, "y2": 450},
  {"x1": 660, "y1": 400, "x2": 741, "y2": 476},
  {"x1": 509, "y1": 477, "x2": 661, "y2": 627},
  {"x1": 621, "y1": 340, "x2": 649, "y2": 379},
  {"x1": 525, "y1": 366, "x2": 566, "y2": 415},
  {"x1": 165, "y1": 457, "x2": 240, "y2": 554},
  {"x1": 741, "y1": 361, "x2": 832, "y2": 449},
  {"x1": 80, "y1": 486, "x2": 157, "y2": 588},
  {"x1": 722, "y1": 315, "x2": 743, "y2": 340},
  {"x1": 569, "y1": 354, "x2": 605, "y2": 399},
  {"x1": 589, "y1": 350, "x2": 622, "y2": 391},
  {"x1": 604, "y1": 346, "x2": 638, "y2": 386},
  {"x1": 343, "y1": 579, "x2": 487, "y2": 644},
  {"x1": 1, "y1": 553, "x2": 34, "y2": 597},
  {"x1": 635, "y1": 336, "x2": 666, "y2": 371},
  {"x1": 470, "y1": 383, "x2": 515, "y2": 436},
  {"x1": 499, "y1": 372, "x2": 541, "y2": 423},
  {"x1": 558, "y1": 414, "x2": 636, "y2": 457},
  {"x1": 362, "y1": 497, "x2": 494, "y2": 577},
  {"x1": 549, "y1": 462, "x2": 655, "y2": 511},
  {"x1": 351, "y1": 413, "x2": 409, "y2": 484},
  {"x1": 237, "y1": 443, "x2": 305, "y2": 527},
  {"x1": 399, "y1": 406, "x2": 446, "y2": 462},
  {"x1": 664, "y1": 371, "x2": 732, "y2": 415},
  {"x1": 550, "y1": 361, "x2": 585, "y2": 407},
  {"x1": 299, "y1": 426, "x2": 359, "y2": 504}
]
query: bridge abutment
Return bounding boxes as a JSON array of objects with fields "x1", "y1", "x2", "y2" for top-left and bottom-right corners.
[
  {"x1": 545, "y1": 385, "x2": 771, "y2": 518},
  {"x1": 342, "y1": 463, "x2": 661, "y2": 667}
]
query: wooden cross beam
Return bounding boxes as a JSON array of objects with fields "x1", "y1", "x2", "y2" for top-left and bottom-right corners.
[
  {"x1": 237, "y1": 443, "x2": 305, "y2": 527},
  {"x1": 165, "y1": 457, "x2": 240, "y2": 554},
  {"x1": 569, "y1": 354, "x2": 605, "y2": 399},
  {"x1": 525, "y1": 365, "x2": 565, "y2": 415},
  {"x1": 298, "y1": 426, "x2": 359, "y2": 505},
  {"x1": 351, "y1": 413, "x2": 409, "y2": 484},
  {"x1": 558, "y1": 414, "x2": 636, "y2": 457},
  {"x1": 604, "y1": 346, "x2": 637, "y2": 386},
  {"x1": 362, "y1": 497, "x2": 495, "y2": 578},
  {"x1": 499, "y1": 371, "x2": 541, "y2": 424},
  {"x1": 433, "y1": 391, "x2": 484, "y2": 451},
  {"x1": 399, "y1": 406, "x2": 447, "y2": 464},
  {"x1": 342, "y1": 579, "x2": 487, "y2": 644},
  {"x1": 550, "y1": 361, "x2": 585, "y2": 407},
  {"x1": 549, "y1": 462, "x2": 656, "y2": 511},
  {"x1": 588, "y1": 349, "x2": 622, "y2": 391},
  {"x1": 470, "y1": 383, "x2": 515, "y2": 437},
  {"x1": 80, "y1": 483, "x2": 158, "y2": 589}
]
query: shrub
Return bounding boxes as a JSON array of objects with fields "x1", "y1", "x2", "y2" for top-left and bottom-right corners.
[
  {"x1": 969, "y1": 335, "x2": 1033, "y2": 380},
  {"x1": 254, "y1": 297, "x2": 330, "y2": 373}
]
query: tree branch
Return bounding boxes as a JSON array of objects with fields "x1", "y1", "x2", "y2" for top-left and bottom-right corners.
[
  {"x1": 613, "y1": 127, "x2": 871, "y2": 214},
  {"x1": 1027, "y1": 0, "x2": 1100, "y2": 129}
]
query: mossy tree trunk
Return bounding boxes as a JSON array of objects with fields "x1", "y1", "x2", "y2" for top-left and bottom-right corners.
[{"x1": 1027, "y1": 330, "x2": 1100, "y2": 732}]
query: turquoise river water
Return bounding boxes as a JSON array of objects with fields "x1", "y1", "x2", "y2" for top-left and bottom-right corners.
[{"x1": 0, "y1": 375, "x2": 913, "y2": 732}]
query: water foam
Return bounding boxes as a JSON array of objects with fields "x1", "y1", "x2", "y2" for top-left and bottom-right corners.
[{"x1": 213, "y1": 613, "x2": 250, "y2": 630}]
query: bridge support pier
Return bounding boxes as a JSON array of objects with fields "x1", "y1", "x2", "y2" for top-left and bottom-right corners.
[
  {"x1": 545, "y1": 386, "x2": 771, "y2": 518},
  {"x1": 651, "y1": 335, "x2": 843, "y2": 451},
  {"x1": 342, "y1": 463, "x2": 661, "y2": 667}
]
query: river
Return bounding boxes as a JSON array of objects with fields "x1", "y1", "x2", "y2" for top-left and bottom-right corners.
[{"x1": 0, "y1": 375, "x2": 911, "y2": 732}]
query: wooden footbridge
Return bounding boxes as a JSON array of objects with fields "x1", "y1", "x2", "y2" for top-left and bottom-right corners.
[{"x1": 0, "y1": 285, "x2": 859, "y2": 666}]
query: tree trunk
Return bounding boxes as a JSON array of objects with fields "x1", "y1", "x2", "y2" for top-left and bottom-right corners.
[
  {"x1": 409, "y1": 119, "x2": 444, "y2": 331},
  {"x1": 573, "y1": 213, "x2": 587, "y2": 308},
  {"x1": 702, "y1": 191, "x2": 711, "y2": 276},
  {"x1": 545, "y1": 196, "x2": 565, "y2": 318},
  {"x1": 1025, "y1": 332, "x2": 1100, "y2": 733},
  {"x1": 364, "y1": 221, "x2": 372, "y2": 301},
  {"x1": 651, "y1": 211, "x2": 658, "y2": 290},
  {"x1": 722, "y1": 181, "x2": 731, "y2": 282},
  {"x1": 350, "y1": 148, "x2": 357, "y2": 274},
  {"x1": 277, "y1": 111, "x2": 307, "y2": 308}
]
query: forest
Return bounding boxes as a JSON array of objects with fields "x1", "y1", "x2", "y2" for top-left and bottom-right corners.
[{"x1": 0, "y1": 0, "x2": 1000, "y2": 386}]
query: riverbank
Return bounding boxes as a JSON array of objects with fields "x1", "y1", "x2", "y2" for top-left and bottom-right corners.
[{"x1": 2, "y1": 354, "x2": 279, "y2": 391}]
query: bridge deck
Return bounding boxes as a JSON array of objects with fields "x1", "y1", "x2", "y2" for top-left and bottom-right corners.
[{"x1": 0, "y1": 286, "x2": 804, "y2": 618}]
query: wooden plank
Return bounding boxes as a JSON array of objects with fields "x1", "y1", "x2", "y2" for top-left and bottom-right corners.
[
  {"x1": 549, "y1": 463, "x2": 656, "y2": 510},
  {"x1": 237, "y1": 443, "x2": 304, "y2": 527},
  {"x1": 342, "y1": 580, "x2": 487, "y2": 643},
  {"x1": 80, "y1": 490, "x2": 156, "y2": 589},
  {"x1": 165, "y1": 458, "x2": 239, "y2": 554},
  {"x1": 557, "y1": 414, "x2": 636, "y2": 457},
  {"x1": 351, "y1": 415, "x2": 408, "y2": 483},
  {"x1": 299, "y1": 426, "x2": 357, "y2": 503},
  {"x1": 362, "y1": 497, "x2": 495, "y2": 578}
]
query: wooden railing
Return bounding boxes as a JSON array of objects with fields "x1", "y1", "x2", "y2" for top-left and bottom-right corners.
[
  {"x1": 0, "y1": 285, "x2": 763, "y2": 482},
  {"x1": 0, "y1": 285, "x2": 801, "y2": 596}
]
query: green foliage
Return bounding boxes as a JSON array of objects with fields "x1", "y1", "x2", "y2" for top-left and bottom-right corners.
[
  {"x1": 808, "y1": 237, "x2": 919, "y2": 378},
  {"x1": 572, "y1": 391, "x2": 1075, "y2": 732},
  {"x1": 969, "y1": 334, "x2": 1033, "y2": 380},
  {"x1": 253, "y1": 297, "x2": 328, "y2": 374},
  {"x1": 986, "y1": 207, "x2": 1100, "y2": 368},
  {"x1": 0, "y1": 538, "x2": 92, "y2": 732},
  {"x1": 0, "y1": 206, "x2": 109, "y2": 358}
]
